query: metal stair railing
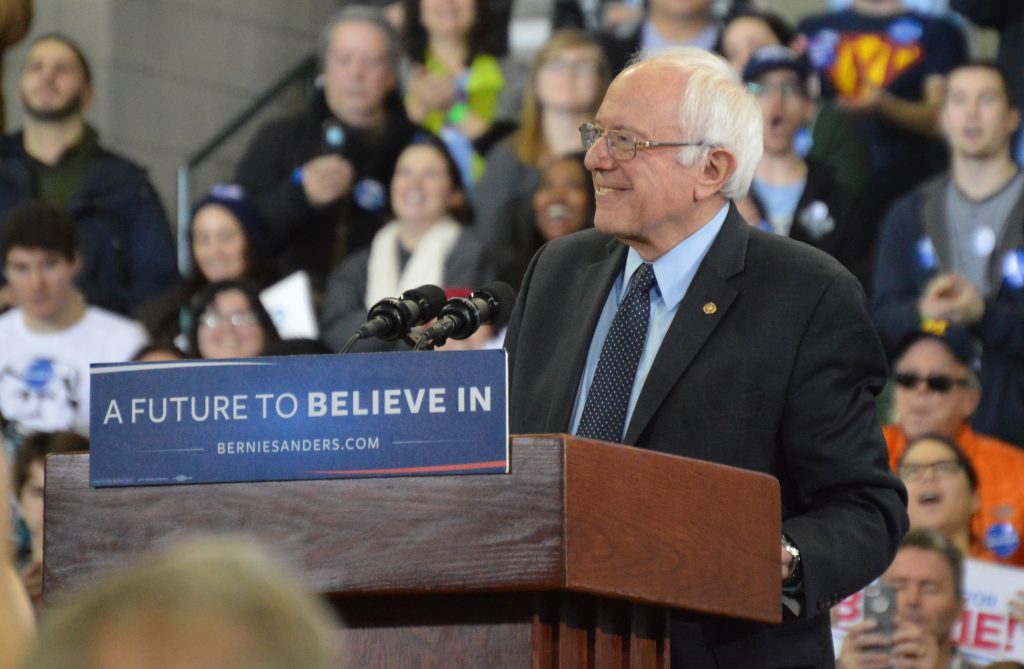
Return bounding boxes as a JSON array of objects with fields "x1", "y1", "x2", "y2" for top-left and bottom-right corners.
[{"x1": 175, "y1": 54, "x2": 318, "y2": 275}]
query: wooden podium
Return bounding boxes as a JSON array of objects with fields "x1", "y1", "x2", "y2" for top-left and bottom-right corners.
[{"x1": 44, "y1": 434, "x2": 781, "y2": 668}]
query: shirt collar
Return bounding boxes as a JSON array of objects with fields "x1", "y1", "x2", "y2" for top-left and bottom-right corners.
[
  {"x1": 23, "y1": 125, "x2": 99, "y2": 167},
  {"x1": 640, "y1": 19, "x2": 720, "y2": 51},
  {"x1": 621, "y1": 202, "x2": 730, "y2": 310}
]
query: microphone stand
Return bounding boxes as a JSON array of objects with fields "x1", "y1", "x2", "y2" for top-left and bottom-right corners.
[
  {"x1": 340, "y1": 329, "x2": 433, "y2": 354},
  {"x1": 412, "y1": 332, "x2": 443, "y2": 351}
]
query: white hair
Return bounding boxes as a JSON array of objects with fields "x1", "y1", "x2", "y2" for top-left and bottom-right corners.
[{"x1": 633, "y1": 46, "x2": 763, "y2": 199}]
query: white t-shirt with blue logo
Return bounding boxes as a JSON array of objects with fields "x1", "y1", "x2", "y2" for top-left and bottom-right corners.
[{"x1": 0, "y1": 307, "x2": 148, "y2": 437}]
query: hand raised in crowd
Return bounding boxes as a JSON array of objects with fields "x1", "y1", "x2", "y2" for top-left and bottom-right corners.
[
  {"x1": 839, "y1": 618, "x2": 941, "y2": 669},
  {"x1": 918, "y1": 273, "x2": 986, "y2": 325},
  {"x1": 405, "y1": 64, "x2": 458, "y2": 121},
  {"x1": 839, "y1": 619, "x2": 898, "y2": 669},
  {"x1": 888, "y1": 619, "x2": 941, "y2": 668},
  {"x1": 300, "y1": 154, "x2": 355, "y2": 207}
]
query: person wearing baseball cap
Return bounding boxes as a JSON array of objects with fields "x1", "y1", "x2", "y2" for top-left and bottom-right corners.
[
  {"x1": 884, "y1": 327, "x2": 1024, "y2": 566},
  {"x1": 740, "y1": 46, "x2": 870, "y2": 283}
]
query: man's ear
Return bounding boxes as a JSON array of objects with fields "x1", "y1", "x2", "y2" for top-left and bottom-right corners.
[
  {"x1": 938, "y1": 105, "x2": 952, "y2": 141},
  {"x1": 1007, "y1": 106, "x2": 1021, "y2": 137},
  {"x1": 693, "y1": 147, "x2": 737, "y2": 202},
  {"x1": 960, "y1": 384, "x2": 982, "y2": 421},
  {"x1": 70, "y1": 252, "x2": 82, "y2": 276}
]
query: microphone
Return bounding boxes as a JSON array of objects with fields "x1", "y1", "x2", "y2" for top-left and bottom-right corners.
[
  {"x1": 418, "y1": 282, "x2": 517, "y2": 347},
  {"x1": 354, "y1": 284, "x2": 447, "y2": 342}
]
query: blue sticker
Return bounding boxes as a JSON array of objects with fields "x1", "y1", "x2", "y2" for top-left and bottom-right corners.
[
  {"x1": 807, "y1": 29, "x2": 839, "y2": 70},
  {"x1": 916, "y1": 236, "x2": 937, "y2": 270},
  {"x1": 986, "y1": 521, "x2": 1020, "y2": 559},
  {"x1": 210, "y1": 183, "x2": 246, "y2": 201},
  {"x1": 324, "y1": 124, "x2": 345, "y2": 149},
  {"x1": 353, "y1": 178, "x2": 386, "y2": 212},
  {"x1": 24, "y1": 358, "x2": 54, "y2": 391},
  {"x1": 793, "y1": 127, "x2": 812, "y2": 158},
  {"x1": 888, "y1": 17, "x2": 923, "y2": 45},
  {"x1": 757, "y1": 219, "x2": 772, "y2": 233},
  {"x1": 799, "y1": 201, "x2": 836, "y2": 240},
  {"x1": 1002, "y1": 249, "x2": 1024, "y2": 289}
]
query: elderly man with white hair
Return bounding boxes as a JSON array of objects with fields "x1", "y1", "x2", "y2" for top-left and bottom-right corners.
[{"x1": 505, "y1": 47, "x2": 908, "y2": 668}]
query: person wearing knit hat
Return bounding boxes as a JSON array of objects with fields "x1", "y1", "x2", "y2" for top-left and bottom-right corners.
[
  {"x1": 189, "y1": 183, "x2": 275, "y2": 281},
  {"x1": 134, "y1": 184, "x2": 277, "y2": 348}
]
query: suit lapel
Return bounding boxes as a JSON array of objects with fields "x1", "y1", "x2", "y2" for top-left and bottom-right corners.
[
  {"x1": 623, "y1": 209, "x2": 748, "y2": 445},
  {"x1": 544, "y1": 239, "x2": 628, "y2": 431}
]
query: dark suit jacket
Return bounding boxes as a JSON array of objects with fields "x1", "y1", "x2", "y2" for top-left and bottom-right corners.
[{"x1": 504, "y1": 207, "x2": 908, "y2": 668}]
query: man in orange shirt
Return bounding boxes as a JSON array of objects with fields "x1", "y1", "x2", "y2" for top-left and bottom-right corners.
[{"x1": 885, "y1": 330, "x2": 1024, "y2": 566}]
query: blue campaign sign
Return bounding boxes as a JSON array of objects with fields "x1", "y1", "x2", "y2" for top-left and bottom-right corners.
[{"x1": 89, "y1": 350, "x2": 508, "y2": 487}]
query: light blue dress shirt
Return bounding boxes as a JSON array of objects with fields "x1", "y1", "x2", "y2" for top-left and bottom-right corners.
[
  {"x1": 640, "y1": 18, "x2": 720, "y2": 53},
  {"x1": 570, "y1": 203, "x2": 730, "y2": 439}
]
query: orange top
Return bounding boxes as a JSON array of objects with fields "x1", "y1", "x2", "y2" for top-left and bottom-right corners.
[{"x1": 886, "y1": 424, "x2": 1024, "y2": 567}]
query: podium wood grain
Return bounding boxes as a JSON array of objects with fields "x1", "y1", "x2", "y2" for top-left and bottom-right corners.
[{"x1": 44, "y1": 435, "x2": 780, "y2": 667}]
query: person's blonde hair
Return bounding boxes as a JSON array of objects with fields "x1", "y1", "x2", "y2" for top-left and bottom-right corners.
[
  {"x1": 25, "y1": 536, "x2": 339, "y2": 669},
  {"x1": 514, "y1": 29, "x2": 610, "y2": 166}
]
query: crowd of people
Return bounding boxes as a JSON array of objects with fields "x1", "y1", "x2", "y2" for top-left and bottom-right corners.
[{"x1": 2, "y1": 0, "x2": 1024, "y2": 666}]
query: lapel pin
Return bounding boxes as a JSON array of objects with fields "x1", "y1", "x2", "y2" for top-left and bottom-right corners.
[{"x1": 702, "y1": 302, "x2": 717, "y2": 315}]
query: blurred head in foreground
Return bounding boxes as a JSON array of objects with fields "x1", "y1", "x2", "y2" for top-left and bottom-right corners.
[{"x1": 24, "y1": 536, "x2": 339, "y2": 669}]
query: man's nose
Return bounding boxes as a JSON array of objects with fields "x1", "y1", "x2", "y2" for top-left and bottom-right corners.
[
  {"x1": 26, "y1": 267, "x2": 45, "y2": 289},
  {"x1": 584, "y1": 136, "x2": 613, "y2": 171},
  {"x1": 898, "y1": 584, "x2": 922, "y2": 609},
  {"x1": 761, "y1": 88, "x2": 784, "y2": 105},
  {"x1": 908, "y1": 378, "x2": 931, "y2": 394},
  {"x1": 38, "y1": 64, "x2": 59, "y2": 83},
  {"x1": 343, "y1": 60, "x2": 367, "y2": 81}
]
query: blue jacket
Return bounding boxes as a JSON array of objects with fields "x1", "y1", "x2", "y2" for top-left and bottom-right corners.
[{"x1": 0, "y1": 133, "x2": 177, "y2": 315}]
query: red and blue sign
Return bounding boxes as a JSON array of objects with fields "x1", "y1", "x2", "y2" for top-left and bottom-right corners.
[{"x1": 89, "y1": 350, "x2": 508, "y2": 487}]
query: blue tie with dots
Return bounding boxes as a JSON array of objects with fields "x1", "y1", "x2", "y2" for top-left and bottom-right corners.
[{"x1": 577, "y1": 263, "x2": 657, "y2": 443}]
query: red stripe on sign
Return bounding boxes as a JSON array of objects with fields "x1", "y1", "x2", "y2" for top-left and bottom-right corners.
[{"x1": 307, "y1": 460, "x2": 507, "y2": 475}]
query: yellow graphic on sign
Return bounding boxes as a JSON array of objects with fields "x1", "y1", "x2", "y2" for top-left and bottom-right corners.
[{"x1": 829, "y1": 34, "x2": 922, "y2": 98}]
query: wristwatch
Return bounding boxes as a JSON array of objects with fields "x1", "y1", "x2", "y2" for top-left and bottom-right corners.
[{"x1": 782, "y1": 535, "x2": 802, "y2": 586}]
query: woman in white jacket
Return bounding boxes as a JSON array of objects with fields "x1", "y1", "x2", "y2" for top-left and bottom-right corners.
[{"x1": 319, "y1": 136, "x2": 491, "y2": 352}]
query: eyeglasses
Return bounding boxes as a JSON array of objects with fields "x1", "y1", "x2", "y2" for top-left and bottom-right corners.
[
  {"x1": 746, "y1": 82, "x2": 805, "y2": 98},
  {"x1": 898, "y1": 459, "x2": 964, "y2": 482},
  {"x1": 542, "y1": 59, "x2": 599, "y2": 76},
  {"x1": 893, "y1": 372, "x2": 971, "y2": 393},
  {"x1": 579, "y1": 122, "x2": 710, "y2": 161},
  {"x1": 199, "y1": 310, "x2": 259, "y2": 329}
]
